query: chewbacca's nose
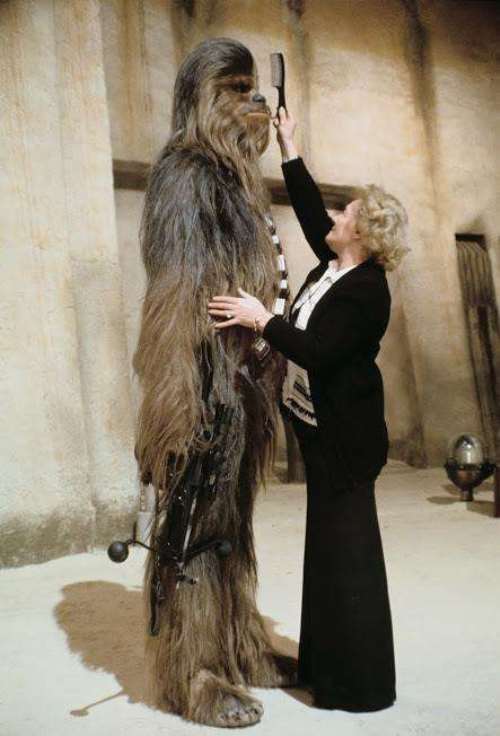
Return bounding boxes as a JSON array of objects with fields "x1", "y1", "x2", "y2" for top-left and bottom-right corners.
[{"x1": 252, "y1": 92, "x2": 266, "y2": 104}]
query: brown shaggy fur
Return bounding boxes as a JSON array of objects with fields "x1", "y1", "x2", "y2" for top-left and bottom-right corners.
[{"x1": 133, "y1": 38, "x2": 295, "y2": 727}]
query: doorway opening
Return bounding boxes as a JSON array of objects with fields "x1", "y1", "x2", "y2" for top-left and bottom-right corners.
[{"x1": 456, "y1": 235, "x2": 500, "y2": 460}]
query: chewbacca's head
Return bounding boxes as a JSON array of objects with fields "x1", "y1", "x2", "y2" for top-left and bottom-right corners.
[{"x1": 171, "y1": 37, "x2": 271, "y2": 164}]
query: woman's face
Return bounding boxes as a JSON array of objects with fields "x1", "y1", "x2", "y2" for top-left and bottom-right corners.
[{"x1": 325, "y1": 199, "x2": 362, "y2": 252}]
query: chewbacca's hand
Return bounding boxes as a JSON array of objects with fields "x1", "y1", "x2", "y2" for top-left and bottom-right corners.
[{"x1": 208, "y1": 288, "x2": 273, "y2": 333}]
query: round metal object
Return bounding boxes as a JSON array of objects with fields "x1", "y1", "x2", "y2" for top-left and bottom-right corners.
[
  {"x1": 444, "y1": 433, "x2": 495, "y2": 502},
  {"x1": 107, "y1": 540, "x2": 129, "y2": 563},
  {"x1": 447, "y1": 433, "x2": 484, "y2": 465}
]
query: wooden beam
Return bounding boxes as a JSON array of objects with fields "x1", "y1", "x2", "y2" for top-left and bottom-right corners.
[
  {"x1": 112, "y1": 159, "x2": 357, "y2": 210},
  {"x1": 113, "y1": 159, "x2": 149, "y2": 191}
]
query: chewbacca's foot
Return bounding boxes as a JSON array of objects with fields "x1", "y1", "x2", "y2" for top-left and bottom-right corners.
[
  {"x1": 246, "y1": 652, "x2": 298, "y2": 689},
  {"x1": 215, "y1": 692, "x2": 264, "y2": 728},
  {"x1": 189, "y1": 669, "x2": 263, "y2": 728}
]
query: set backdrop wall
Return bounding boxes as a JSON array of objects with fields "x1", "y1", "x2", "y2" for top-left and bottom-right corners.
[{"x1": 1, "y1": 0, "x2": 498, "y2": 566}]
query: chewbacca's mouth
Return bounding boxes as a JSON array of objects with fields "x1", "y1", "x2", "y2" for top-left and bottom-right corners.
[{"x1": 246, "y1": 106, "x2": 271, "y2": 118}]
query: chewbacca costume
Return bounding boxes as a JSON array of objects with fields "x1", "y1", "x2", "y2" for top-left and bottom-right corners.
[{"x1": 132, "y1": 39, "x2": 293, "y2": 728}]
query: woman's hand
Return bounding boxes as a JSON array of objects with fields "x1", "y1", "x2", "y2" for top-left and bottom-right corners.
[
  {"x1": 208, "y1": 288, "x2": 273, "y2": 333},
  {"x1": 272, "y1": 107, "x2": 298, "y2": 161}
]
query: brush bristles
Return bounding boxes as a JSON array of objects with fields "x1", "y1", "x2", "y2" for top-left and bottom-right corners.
[{"x1": 270, "y1": 52, "x2": 284, "y2": 88}]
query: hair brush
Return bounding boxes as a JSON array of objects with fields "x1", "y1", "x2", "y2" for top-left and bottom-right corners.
[{"x1": 270, "y1": 52, "x2": 287, "y2": 115}]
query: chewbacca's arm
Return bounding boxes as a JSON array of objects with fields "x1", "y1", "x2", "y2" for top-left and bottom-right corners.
[
  {"x1": 281, "y1": 157, "x2": 335, "y2": 263},
  {"x1": 134, "y1": 149, "x2": 275, "y2": 491}
]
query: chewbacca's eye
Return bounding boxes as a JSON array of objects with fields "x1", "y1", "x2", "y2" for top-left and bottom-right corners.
[{"x1": 234, "y1": 83, "x2": 251, "y2": 94}]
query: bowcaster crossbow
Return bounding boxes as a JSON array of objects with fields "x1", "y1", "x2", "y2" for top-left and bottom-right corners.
[{"x1": 107, "y1": 403, "x2": 234, "y2": 636}]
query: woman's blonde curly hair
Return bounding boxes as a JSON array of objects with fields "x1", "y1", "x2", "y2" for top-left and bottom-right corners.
[{"x1": 355, "y1": 184, "x2": 410, "y2": 271}]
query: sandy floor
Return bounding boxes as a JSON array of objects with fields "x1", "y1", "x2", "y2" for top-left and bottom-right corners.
[{"x1": 1, "y1": 460, "x2": 499, "y2": 736}]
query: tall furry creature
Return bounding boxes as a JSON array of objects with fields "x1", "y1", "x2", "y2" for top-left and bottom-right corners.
[{"x1": 132, "y1": 38, "x2": 294, "y2": 728}]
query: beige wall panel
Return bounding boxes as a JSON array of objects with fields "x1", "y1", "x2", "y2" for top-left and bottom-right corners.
[
  {"x1": 54, "y1": 0, "x2": 138, "y2": 544},
  {"x1": 414, "y1": 0, "x2": 499, "y2": 457},
  {"x1": 0, "y1": 0, "x2": 95, "y2": 565},
  {"x1": 114, "y1": 189, "x2": 147, "y2": 415},
  {"x1": 381, "y1": 270, "x2": 426, "y2": 466},
  {"x1": 101, "y1": 0, "x2": 178, "y2": 161},
  {"x1": 0, "y1": 0, "x2": 141, "y2": 566},
  {"x1": 100, "y1": 0, "x2": 153, "y2": 161},
  {"x1": 144, "y1": 0, "x2": 179, "y2": 158},
  {"x1": 428, "y1": 0, "x2": 500, "y2": 346}
]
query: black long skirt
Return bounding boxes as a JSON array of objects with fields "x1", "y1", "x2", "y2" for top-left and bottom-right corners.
[{"x1": 292, "y1": 414, "x2": 396, "y2": 712}]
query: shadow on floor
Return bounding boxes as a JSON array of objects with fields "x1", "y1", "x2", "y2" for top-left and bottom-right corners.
[
  {"x1": 54, "y1": 581, "x2": 148, "y2": 716},
  {"x1": 260, "y1": 616, "x2": 312, "y2": 706},
  {"x1": 427, "y1": 481, "x2": 495, "y2": 517},
  {"x1": 54, "y1": 581, "x2": 306, "y2": 716}
]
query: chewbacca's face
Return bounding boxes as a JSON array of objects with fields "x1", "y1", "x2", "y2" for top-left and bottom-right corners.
[
  {"x1": 208, "y1": 71, "x2": 271, "y2": 156},
  {"x1": 218, "y1": 73, "x2": 270, "y2": 119},
  {"x1": 174, "y1": 39, "x2": 272, "y2": 160}
]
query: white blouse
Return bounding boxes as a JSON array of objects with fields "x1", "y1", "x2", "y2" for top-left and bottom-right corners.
[{"x1": 282, "y1": 260, "x2": 357, "y2": 426}]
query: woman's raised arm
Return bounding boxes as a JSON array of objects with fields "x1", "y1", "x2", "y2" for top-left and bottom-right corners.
[{"x1": 273, "y1": 108, "x2": 334, "y2": 263}]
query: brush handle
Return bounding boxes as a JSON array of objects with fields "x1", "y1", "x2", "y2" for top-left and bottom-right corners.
[{"x1": 277, "y1": 85, "x2": 287, "y2": 115}]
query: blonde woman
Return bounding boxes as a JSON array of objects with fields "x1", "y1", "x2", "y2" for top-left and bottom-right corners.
[{"x1": 208, "y1": 108, "x2": 409, "y2": 713}]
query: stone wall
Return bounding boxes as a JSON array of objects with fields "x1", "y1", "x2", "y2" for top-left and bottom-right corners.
[{"x1": 1, "y1": 0, "x2": 498, "y2": 566}]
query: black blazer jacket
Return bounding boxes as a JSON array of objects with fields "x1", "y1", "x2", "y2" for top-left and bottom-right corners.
[{"x1": 263, "y1": 157, "x2": 391, "y2": 488}]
